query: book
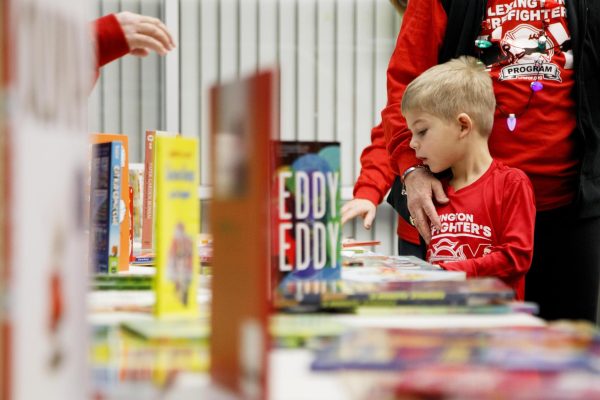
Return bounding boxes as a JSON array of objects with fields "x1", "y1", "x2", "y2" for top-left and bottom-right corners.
[
  {"x1": 90, "y1": 141, "x2": 123, "y2": 274},
  {"x1": 2, "y1": 1, "x2": 90, "y2": 396},
  {"x1": 141, "y1": 130, "x2": 179, "y2": 253},
  {"x1": 210, "y1": 70, "x2": 275, "y2": 398},
  {"x1": 272, "y1": 141, "x2": 342, "y2": 293},
  {"x1": 91, "y1": 133, "x2": 130, "y2": 272},
  {"x1": 275, "y1": 277, "x2": 515, "y2": 310},
  {"x1": 153, "y1": 135, "x2": 200, "y2": 318}
]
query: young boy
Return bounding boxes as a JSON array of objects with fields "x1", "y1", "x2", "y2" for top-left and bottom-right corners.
[{"x1": 401, "y1": 56, "x2": 535, "y2": 300}]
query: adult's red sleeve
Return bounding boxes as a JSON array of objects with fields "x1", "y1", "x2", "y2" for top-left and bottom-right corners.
[
  {"x1": 381, "y1": 0, "x2": 447, "y2": 175},
  {"x1": 93, "y1": 14, "x2": 129, "y2": 74},
  {"x1": 353, "y1": 122, "x2": 396, "y2": 205},
  {"x1": 441, "y1": 173, "x2": 536, "y2": 298}
]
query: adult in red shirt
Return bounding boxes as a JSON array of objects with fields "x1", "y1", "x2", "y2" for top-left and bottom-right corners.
[
  {"x1": 343, "y1": 0, "x2": 600, "y2": 322},
  {"x1": 93, "y1": 11, "x2": 174, "y2": 75}
]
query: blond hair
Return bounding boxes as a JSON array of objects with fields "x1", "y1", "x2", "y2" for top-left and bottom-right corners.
[{"x1": 401, "y1": 56, "x2": 495, "y2": 136}]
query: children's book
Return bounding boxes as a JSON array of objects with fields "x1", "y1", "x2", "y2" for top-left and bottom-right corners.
[
  {"x1": 272, "y1": 141, "x2": 342, "y2": 297},
  {"x1": 1, "y1": 1, "x2": 90, "y2": 398},
  {"x1": 210, "y1": 70, "x2": 275, "y2": 399},
  {"x1": 141, "y1": 130, "x2": 180, "y2": 253},
  {"x1": 91, "y1": 133, "x2": 130, "y2": 272},
  {"x1": 276, "y1": 277, "x2": 515, "y2": 310},
  {"x1": 153, "y1": 135, "x2": 200, "y2": 318},
  {"x1": 89, "y1": 141, "x2": 123, "y2": 274}
]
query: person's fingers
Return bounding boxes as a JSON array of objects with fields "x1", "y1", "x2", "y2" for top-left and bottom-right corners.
[
  {"x1": 137, "y1": 22, "x2": 173, "y2": 50},
  {"x1": 409, "y1": 208, "x2": 431, "y2": 243},
  {"x1": 431, "y1": 180, "x2": 449, "y2": 204},
  {"x1": 422, "y1": 199, "x2": 441, "y2": 230},
  {"x1": 130, "y1": 33, "x2": 168, "y2": 56},
  {"x1": 341, "y1": 206, "x2": 361, "y2": 225},
  {"x1": 140, "y1": 15, "x2": 176, "y2": 47},
  {"x1": 363, "y1": 208, "x2": 376, "y2": 230},
  {"x1": 130, "y1": 48, "x2": 150, "y2": 57}
]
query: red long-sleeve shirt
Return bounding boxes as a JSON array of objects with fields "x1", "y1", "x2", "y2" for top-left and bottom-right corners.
[
  {"x1": 427, "y1": 160, "x2": 536, "y2": 300},
  {"x1": 93, "y1": 14, "x2": 129, "y2": 75}
]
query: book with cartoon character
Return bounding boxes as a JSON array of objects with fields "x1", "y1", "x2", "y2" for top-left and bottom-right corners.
[{"x1": 153, "y1": 135, "x2": 200, "y2": 318}]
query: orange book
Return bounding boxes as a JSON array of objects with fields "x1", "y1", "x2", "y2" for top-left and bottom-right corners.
[
  {"x1": 91, "y1": 133, "x2": 130, "y2": 272},
  {"x1": 210, "y1": 71, "x2": 276, "y2": 398}
]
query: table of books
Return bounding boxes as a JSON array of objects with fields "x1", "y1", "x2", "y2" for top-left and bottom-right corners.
[{"x1": 89, "y1": 252, "x2": 600, "y2": 400}]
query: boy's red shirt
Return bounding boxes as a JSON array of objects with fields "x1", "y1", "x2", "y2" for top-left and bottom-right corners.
[{"x1": 427, "y1": 160, "x2": 536, "y2": 300}]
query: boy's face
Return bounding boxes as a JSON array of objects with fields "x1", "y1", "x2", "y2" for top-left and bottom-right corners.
[{"x1": 405, "y1": 110, "x2": 463, "y2": 173}]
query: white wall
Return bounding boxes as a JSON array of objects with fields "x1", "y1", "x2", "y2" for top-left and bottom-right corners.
[{"x1": 89, "y1": 0, "x2": 402, "y2": 255}]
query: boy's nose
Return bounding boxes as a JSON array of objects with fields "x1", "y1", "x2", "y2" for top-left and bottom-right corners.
[{"x1": 409, "y1": 136, "x2": 418, "y2": 150}]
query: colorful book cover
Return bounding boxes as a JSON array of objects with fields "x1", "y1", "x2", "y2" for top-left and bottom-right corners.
[
  {"x1": 141, "y1": 130, "x2": 179, "y2": 253},
  {"x1": 90, "y1": 141, "x2": 123, "y2": 274},
  {"x1": 153, "y1": 135, "x2": 200, "y2": 318},
  {"x1": 275, "y1": 277, "x2": 515, "y2": 310},
  {"x1": 272, "y1": 141, "x2": 342, "y2": 293},
  {"x1": 91, "y1": 133, "x2": 130, "y2": 272},
  {"x1": 210, "y1": 70, "x2": 275, "y2": 398}
]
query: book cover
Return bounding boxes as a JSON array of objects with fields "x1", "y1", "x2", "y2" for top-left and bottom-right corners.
[
  {"x1": 91, "y1": 133, "x2": 130, "y2": 272},
  {"x1": 272, "y1": 141, "x2": 342, "y2": 295},
  {"x1": 210, "y1": 70, "x2": 275, "y2": 399},
  {"x1": 89, "y1": 141, "x2": 123, "y2": 274},
  {"x1": 2, "y1": 1, "x2": 90, "y2": 398},
  {"x1": 141, "y1": 130, "x2": 179, "y2": 253},
  {"x1": 276, "y1": 277, "x2": 515, "y2": 310},
  {"x1": 153, "y1": 135, "x2": 200, "y2": 318}
]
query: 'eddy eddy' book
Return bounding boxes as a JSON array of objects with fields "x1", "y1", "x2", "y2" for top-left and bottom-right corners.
[
  {"x1": 272, "y1": 141, "x2": 342, "y2": 292},
  {"x1": 153, "y1": 135, "x2": 200, "y2": 318}
]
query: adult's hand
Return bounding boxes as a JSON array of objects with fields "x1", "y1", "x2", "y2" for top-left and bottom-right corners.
[
  {"x1": 404, "y1": 168, "x2": 448, "y2": 243},
  {"x1": 115, "y1": 11, "x2": 175, "y2": 57},
  {"x1": 341, "y1": 199, "x2": 377, "y2": 230}
]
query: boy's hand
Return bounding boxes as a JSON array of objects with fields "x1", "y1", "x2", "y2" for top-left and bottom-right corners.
[
  {"x1": 404, "y1": 169, "x2": 448, "y2": 243},
  {"x1": 341, "y1": 199, "x2": 377, "y2": 230},
  {"x1": 115, "y1": 11, "x2": 176, "y2": 57}
]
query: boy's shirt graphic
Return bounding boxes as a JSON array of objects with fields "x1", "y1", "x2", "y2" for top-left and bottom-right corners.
[{"x1": 426, "y1": 160, "x2": 536, "y2": 300}]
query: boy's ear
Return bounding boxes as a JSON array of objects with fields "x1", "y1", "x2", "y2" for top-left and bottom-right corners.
[{"x1": 457, "y1": 113, "x2": 472, "y2": 138}]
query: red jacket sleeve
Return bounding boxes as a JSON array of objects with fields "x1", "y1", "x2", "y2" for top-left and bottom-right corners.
[
  {"x1": 93, "y1": 14, "x2": 129, "y2": 76},
  {"x1": 353, "y1": 122, "x2": 396, "y2": 205},
  {"x1": 381, "y1": 0, "x2": 447, "y2": 175},
  {"x1": 441, "y1": 173, "x2": 536, "y2": 288}
]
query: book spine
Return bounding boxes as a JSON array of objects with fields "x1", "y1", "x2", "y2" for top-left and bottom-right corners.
[
  {"x1": 107, "y1": 142, "x2": 122, "y2": 274},
  {"x1": 141, "y1": 130, "x2": 155, "y2": 253}
]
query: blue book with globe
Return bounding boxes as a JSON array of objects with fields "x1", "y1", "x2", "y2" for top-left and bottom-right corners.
[{"x1": 272, "y1": 141, "x2": 341, "y2": 296}]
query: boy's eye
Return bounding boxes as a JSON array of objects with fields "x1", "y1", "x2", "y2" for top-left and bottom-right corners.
[{"x1": 416, "y1": 129, "x2": 427, "y2": 136}]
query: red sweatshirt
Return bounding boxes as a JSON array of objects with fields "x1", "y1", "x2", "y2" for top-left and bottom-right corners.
[
  {"x1": 93, "y1": 14, "x2": 129, "y2": 75},
  {"x1": 354, "y1": 0, "x2": 576, "y2": 244},
  {"x1": 427, "y1": 160, "x2": 536, "y2": 300}
]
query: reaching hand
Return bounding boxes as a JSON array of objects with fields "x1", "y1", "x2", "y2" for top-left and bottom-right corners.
[
  {"x1": 404, "y1": 168, "x2": 448, "y2": 243},
  {"x1": 115, "y1": 11, "x2": 175, "y2": 57},
  {"x1": 341, "y1": 199, "x2": 377, "y2": 230}
]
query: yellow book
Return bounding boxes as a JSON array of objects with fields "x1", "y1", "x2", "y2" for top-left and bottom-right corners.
[{"x1": 153, "y1": 135, "x2": 200, "y2": 318}]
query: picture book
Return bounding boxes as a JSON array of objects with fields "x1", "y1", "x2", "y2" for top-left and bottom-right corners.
[
  {"x1": 2, "y1": 1, "x2": 90, "y2": 398},
  {"x1": 272, "y1": 141, "x2": 342, "y2": 293},
  {"x1": 153, "y1": 135, "x2": 200, "y2": 318},
  {"x1": 210, "y1": 70, "x2": 275, "y2": 398},
  {"x1": 141, "y1": 130, "x2": 180, "y2": 253},
  {"x1": 89, "y1": 141, "x2": 123, "y2": 274},
  {"x1": 91, "y1": 133, "x2": 130, "y2": 272},
  {"x1": 275, "y1": 277, "x2": 515, "y2": 310}
]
